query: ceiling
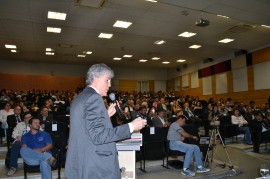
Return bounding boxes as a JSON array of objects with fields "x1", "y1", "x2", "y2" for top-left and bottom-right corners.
[{"x1": 0, "y1": 0, "x2": 270, "y2": 69}]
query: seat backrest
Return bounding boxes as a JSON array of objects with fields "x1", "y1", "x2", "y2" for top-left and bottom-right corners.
[{"x1": 141, "y1": 127, "x2": 168, "y2": 160}]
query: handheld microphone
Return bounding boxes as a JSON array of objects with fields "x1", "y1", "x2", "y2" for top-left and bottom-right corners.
[{"x1": 109, "y1": 93, "x2": 124, "y2": 119}]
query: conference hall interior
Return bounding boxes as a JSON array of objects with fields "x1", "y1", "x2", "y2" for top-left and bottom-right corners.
[{"x1": 0, "y1": 0, "x2": 270, "y2": 178}]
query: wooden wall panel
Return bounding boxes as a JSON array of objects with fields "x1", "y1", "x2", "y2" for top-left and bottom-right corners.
[
  {"x1": 119, "y1": 80, "x2": 137, "y2": 92},
  {"x1": 149, "y1": 80, "x2": 155, "y2": 93},
  {"x1": 253, "y1": 46, "x2": 270, "y2": 64},
  {"x1": 247, "y1": 66, "x2": 254, "y2": 91},
  {"x1": 174, "y1": 69, "x2": 269, "y2": 105},
  {"x1": 227, "y1": 71, "x2": 233, "y2": 93},
  {"x1": 0, "y1": 73, "x2": 85, "y2": 91}
]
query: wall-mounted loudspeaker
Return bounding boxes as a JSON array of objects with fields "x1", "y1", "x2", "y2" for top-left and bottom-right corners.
[{"x1": 235, "y1": 49, "x2": 247, "y2": 57}]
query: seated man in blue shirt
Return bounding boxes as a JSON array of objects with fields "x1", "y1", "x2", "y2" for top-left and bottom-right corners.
[
  {"x1": 20, "y1": 117, "x2": 56, "y2": 179},
  {"x1": 167, "y1": 115, "x2": 210, "y2": 177}
]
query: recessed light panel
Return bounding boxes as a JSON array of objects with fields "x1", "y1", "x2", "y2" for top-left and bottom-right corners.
[
  {"x1": 86, "y1": 51, "x2": 92, "y2": 54},
  {"x1": 46, "y1": 52, "x2": 54, "y2": 55},
  {"x1": 261, "y1": 25, "x2": 270, "y2": 28},
  {"x1": 139, "y1": 59, "x2": 147, "y2": 62},
  {"x1": 123, "y1": 55, "x2": 133, "y2": 58},
  {"x1": 77, "y1": 55, "x2": 86, "y2": 58},
  {"x1": 11, "y1": 49, "x2": 17, "y2": 53},
  {"x1": 46, "y1": 48, "x2": 53, "y2": 52},
  {"x1": 162, "y1": 61, "x2": 170, "y2": 64},
  {"x1": 152, "y1": 57, "x2": 160, "y2": 60},
  {"x1": 146, "y1": 0, "x2": 157, "y2": 2},
  {"x1": 154, "y1": 40, "x2": 166, "y2": 45},
  {"x1": 5, "y1": 44, "x2": 17, "y2": 49},
  {"x1": 47, "y1": 27, "x2": 61, "y2": 33},
  {"x1": 178, "y1": 32, "x2": 197, "y2": 38},
  {"x1": 177, "y1": 59, "x2": 186, "y2": 62},
  {"x1": 98, "y1": 33, "x2": 113, "y2": 39},
  {"x1": 218, "y1": 38, "x2": 234, "y2": 43},
  {"x1": 217, "y1": 15, "x2": 229, "y2": 19},
  {"x1": 113, "y1": 20, "x2": 132, "y2": 28},
  {"x1": 113, "y1": 57, "x2": 122, "y2": 60},
  {"x1": 48, "y1": 11, "x2": 66, "y2": 20},
  {"x1": 189, "y1": 45, "x2": 201, "y2": 49}
]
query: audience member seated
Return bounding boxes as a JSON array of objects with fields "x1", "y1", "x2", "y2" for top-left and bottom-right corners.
[
  {"x1": 7, "y1": 105, "x2": 23, "y2": 144},
  {"x1": 249, "y1": 111, "x2": 270, "y2": 153},
  {"x1": 160, "y1": 97, "x2": 167, "y2": 111},
  {"x1": 20, "y1": 118, "x2": 57, "y2": 179},
  {"x1": 130, "y1": 103, "x2": 141, "y2": 120},
  {"x1": 134, "y1": 106, "x2": 153, "y2": 127},
  {"x1": 231, "y1": 108, "x2": 252, "y2": 145},
  {"x1": 122, "y1": 98, "x2": 135, "y2": 121},
  {"x1": 37, "y1": 107, "x2": 54, "y2": 129},
  {"x1": 6, "y1": 112, "x2": 32, "y2": 176},
  {"x1": 152, "y1": 108, "x2": 169, "y2": 127},
  {"x1": 202, "y1": 103, "x2": 214, "y2": 136},
  {"x1": 0, "y1": 102, "x2": 14, "y2": 142},
  {"x1": 244, "y1": 106, "x2": 255, "y2": 123},
  {"x1": 183, "y1": 102, "x2": 201, "y2": 126},
  {"x1": 218, "y1": 103, "x2": 229, "y2": 117},
  {"x1": 167, "y1": 115, "x2": 210, "y2": 177}
]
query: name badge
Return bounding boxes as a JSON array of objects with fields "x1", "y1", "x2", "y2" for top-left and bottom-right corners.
[
  {"x1": 150, "y1": 127, "x2": 155, "y2": 135},
  {"x1": 52, "y1": 124, "x2": 57, "y2": 131}
]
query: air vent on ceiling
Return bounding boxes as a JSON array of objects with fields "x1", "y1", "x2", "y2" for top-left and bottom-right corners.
[
  {"x1": 58, "y1": 44, "x2": 73, "y2": 48},
  {"x1": 75, "y1": 0, "x2": 106, "y2": 8},
  {"x1": 228, "y1": 24, "x2": 256, "y2": 33}
]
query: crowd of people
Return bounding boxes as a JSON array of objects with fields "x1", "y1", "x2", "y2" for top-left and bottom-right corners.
[{"x1": 1, "y1": 88, "x2": 270, "y2": 177}]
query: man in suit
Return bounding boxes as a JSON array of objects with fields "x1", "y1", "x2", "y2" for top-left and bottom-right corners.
[
  {"x1": 37, "y1": 106, "x2": 54, "y2": 129},
  {"x1": 7, "y1": 105, "x2": 23, "y2": 143},
  {"x1": 65, "y1": 64, "x2": 147, "y2": 179},
  {"x1": 152, "y1": 108, "x2": 169, "y2": 127}
]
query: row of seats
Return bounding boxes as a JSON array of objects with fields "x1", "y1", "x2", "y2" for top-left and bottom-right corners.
[{"x1": 138, "y1": 126, "x2": 208, "y2": 172}]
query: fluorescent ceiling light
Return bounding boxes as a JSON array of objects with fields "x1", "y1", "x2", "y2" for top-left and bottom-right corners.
[
  {"x1": 178, "y1": 32, "x2": 197, "y2": 38},
  {"x1": 113, "y1": 20, "x2": 132, "y2": 28},
  {"x1": 162, "y1": 61, "x2": 170, "y2": 64},
  {"x1": 152, "y1": 57, "x2": 160, "y2": 60},
  {"x1": 217, "y1": 15, "x2": 229, "y2": 19},
  {"x1": 45, "y1": 52, "x2": 54, "y2": 55},
  {"x1": 77, "y1": 55, "x2": 86, "y2": 58},
  {"x1": 218, "y1": 38, "x2": 235, "y2": 43},
  {"x1": 123, "y1": 55, "x2": 133, "y2": 58},
  {"x1": 189, "y1": 45, "x2": 201, "y2": 49},
  {"x1": 98, "y1": 33, "x2": 113, "y2": 39},
  {"x1": 154, "y1": 40, "x2": 166, "y2": 45},
  {"x1": 146, "y1": 0, "x2": 158, "y2": 2},
  {"x1": 139, "y1": 59, "x2": 147, "y2": 62},
  {"x1": 46, "y1": 48, "x2": 53, "y2": 52},
  {"x1": 83, "y1": 51, "x2": 92, "y2": 54},
  {"x1": 261, "y1": 25, "x2": 270, "y2": 28},
  {"x1": 47, "y1": 27, "x2": 61, "y2": 33},
  {"x1": 113, "y1": 57, "x2": 122, "y2": 60},
  {"x1": 5, "y1": 44, "x2": 17, "y2": 49},
  {"x1": 48, "y1": 11, "x2": 66, "y2": 20},
  {"x1": 177, "y1": 59, "x2": 186, "y2": 62},
  {"x1": 11, "y1": 49, "x2": 17, "y2": 53}
]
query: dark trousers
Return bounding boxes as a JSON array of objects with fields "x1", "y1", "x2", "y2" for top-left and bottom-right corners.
[{"x1": 10, "y1": 141, "x2": 21, "y2": 169}]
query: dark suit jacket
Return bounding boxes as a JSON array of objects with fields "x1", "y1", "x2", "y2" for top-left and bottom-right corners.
[
  {"x1": 152, "y1": 116, "x2": 165, "y2": 128},
  {"x1": 37, "y1": 113, "x2": 54, "y2": 124},
  {"x1": 7, "y1": 114, "x2": 23, "y2": 142},
  {"x1": 65, "y1": 86, "x2": 131, "y2": 179}
]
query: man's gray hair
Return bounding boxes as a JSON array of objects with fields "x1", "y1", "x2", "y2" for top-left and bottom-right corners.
[{"x1": 86, "y1": 63, "x2": 114, "y2": 85}]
